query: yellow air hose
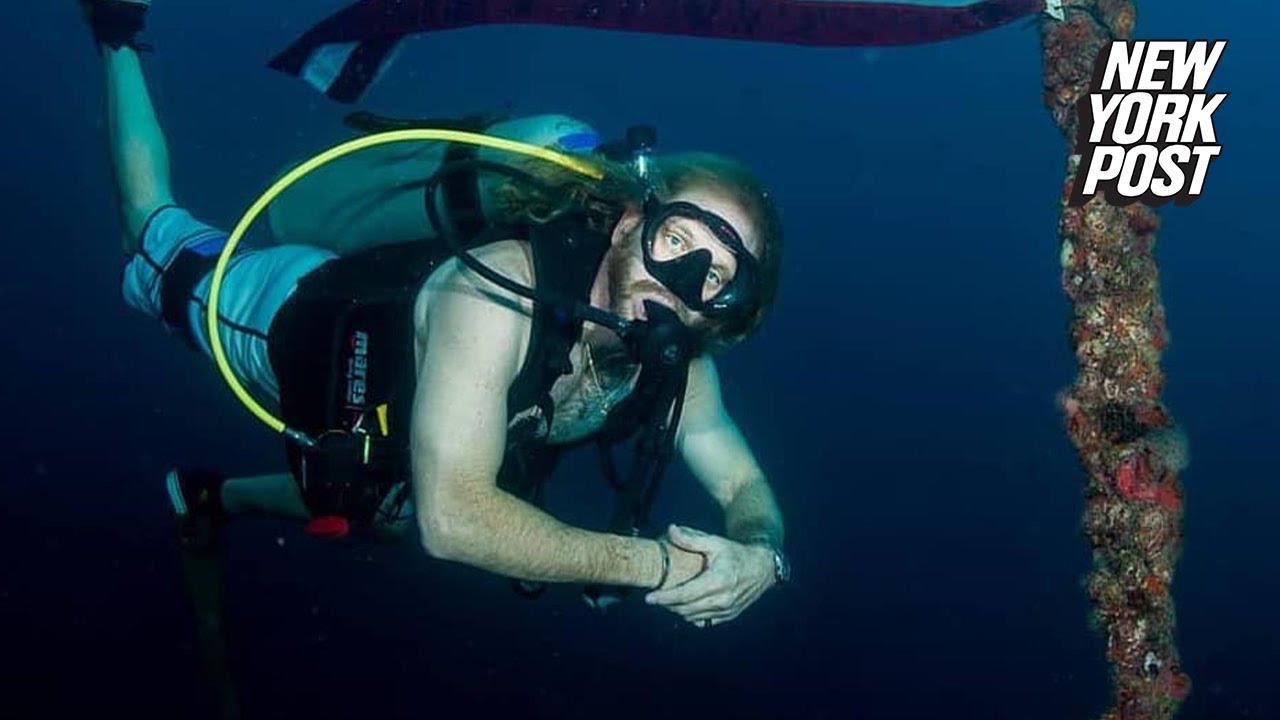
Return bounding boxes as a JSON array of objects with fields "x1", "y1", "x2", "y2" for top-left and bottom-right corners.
[{"x1": 206, "y1": 128, "x2": 605, "y2": 446}]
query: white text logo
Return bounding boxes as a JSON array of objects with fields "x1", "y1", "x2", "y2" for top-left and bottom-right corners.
[{"x1": 1070, "y1": 40, "x2": 1227, "y2": 207}]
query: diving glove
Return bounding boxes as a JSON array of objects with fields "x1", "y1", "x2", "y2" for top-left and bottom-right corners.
[{"x1": 80, "y1": 0, "x2": 151, "y2": 52}]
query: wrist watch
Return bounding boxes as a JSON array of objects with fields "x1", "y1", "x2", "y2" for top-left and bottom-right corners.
[{"x1": 750, "y1": 538, "x2": 791, "y2": 586}]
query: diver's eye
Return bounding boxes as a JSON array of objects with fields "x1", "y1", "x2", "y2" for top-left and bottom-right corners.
[
  {"x1": 706, "y1": 268, "x2": 723, "y2": 289},
  {"x1": 665, "y1": 232, "x2": 685, "y2": 252}
]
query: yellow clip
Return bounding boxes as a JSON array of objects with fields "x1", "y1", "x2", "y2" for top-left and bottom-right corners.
[{"x1": 376, "y1": 404, "x2": 390, "y2": 436}]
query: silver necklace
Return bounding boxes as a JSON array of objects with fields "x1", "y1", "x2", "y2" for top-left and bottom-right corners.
[{"x1": 583, "y1": 342, "x2": 610, "y2": 418}]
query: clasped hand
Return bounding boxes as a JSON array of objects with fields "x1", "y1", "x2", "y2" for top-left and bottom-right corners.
[{"x1": 645, "y1": 524, "x2": 775, "y2": 628}]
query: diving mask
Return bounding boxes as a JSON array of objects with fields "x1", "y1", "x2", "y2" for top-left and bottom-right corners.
[
  {"x1": 640, "y1": 196, "x2": 759, "y2": 322},
  {"x1": 611, "y1": 126, "x2": 759, "y2": 324}
]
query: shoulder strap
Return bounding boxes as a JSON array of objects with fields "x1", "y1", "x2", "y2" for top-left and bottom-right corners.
[
  {"x1": 578, "y1": 359, "x2": 690, "y2": 609},
  {"x1": 503, "y1": 214, "x2": 613, "y2": 434}
]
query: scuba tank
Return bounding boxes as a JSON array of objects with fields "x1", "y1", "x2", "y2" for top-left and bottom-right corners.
[{"x1": 265, "y1": 113, "x2": 603, "y2": 254}]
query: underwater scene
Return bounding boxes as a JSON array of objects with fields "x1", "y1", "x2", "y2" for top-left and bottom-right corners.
[{"x1": 1, "y1": 2, "x2": 1275, "y2": 719}]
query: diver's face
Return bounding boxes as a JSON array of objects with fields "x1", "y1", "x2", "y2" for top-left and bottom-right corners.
[{"x1": 605, "y1": 188, "x2": 758, "y2": 330}]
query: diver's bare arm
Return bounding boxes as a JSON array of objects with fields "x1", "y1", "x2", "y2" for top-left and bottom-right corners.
[
  {"x1": 101, "y1": 44, "x2": 175, "y2": 244},
  {"x1": 676, "y1": 356, "x2": 785, "y2": 548},
  {"x1": 410, "y1": 250, "x2": 699, "y2": 588}
]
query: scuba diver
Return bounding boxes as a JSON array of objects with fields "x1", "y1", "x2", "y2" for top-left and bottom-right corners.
[{"x1": 83, "y1": 0, "x2": 790, "y2": 635}]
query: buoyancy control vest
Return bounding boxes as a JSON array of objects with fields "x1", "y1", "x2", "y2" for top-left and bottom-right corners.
[
  {"x1": 264, "y1": 210, "x2": 689, "y2": 607},
  {"x1": 266, "y1": 212, "x2": 610, "y2": 530}
]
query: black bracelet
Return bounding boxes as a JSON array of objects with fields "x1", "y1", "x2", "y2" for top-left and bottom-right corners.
[{"x1": 652, "y1": 538, "x2": 670, "y2": 590}]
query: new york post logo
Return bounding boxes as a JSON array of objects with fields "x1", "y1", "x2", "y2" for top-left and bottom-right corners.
[{"x1": 1069, "y1": 40, "x2": 1227, "y2": 208}]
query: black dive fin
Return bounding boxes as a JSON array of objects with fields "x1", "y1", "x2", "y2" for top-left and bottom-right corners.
[
  {"x1": 79, "y1": 0, "x2": 152, "y2": 52},
  {"x1": 177, "y1": 524, "x2": 242, "y2": 719}
]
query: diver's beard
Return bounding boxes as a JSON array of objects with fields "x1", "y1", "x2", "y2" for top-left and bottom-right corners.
[
  {"x1": 591, "y1": 252, "x2": 708, "y2": 367},
  {"x1": 603, "y1": 223, "x2": 671, "y2": 319},
  {"x1": 598, "y1": 223, "x2": 706, "y2": 344}
]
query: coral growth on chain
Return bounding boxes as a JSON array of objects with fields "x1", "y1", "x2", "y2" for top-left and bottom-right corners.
[{"x1": 1040, "y1": 2, "x2": 1191, "y2": 718}]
